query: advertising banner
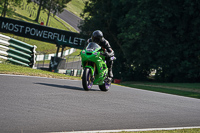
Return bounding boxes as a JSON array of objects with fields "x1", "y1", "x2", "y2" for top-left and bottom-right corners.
[{"x1": 0, "y1": 17, "x2": 86, "y2": 49}]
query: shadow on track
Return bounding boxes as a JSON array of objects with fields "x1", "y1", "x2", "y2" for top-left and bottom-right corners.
[{"x1": 34, "y1": 82, "x2": 99, "y2": 91}]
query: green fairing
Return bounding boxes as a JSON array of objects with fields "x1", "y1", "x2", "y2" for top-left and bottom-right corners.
[{"x1": 81, "y1": 43, "x2": 108, "y2": 85}]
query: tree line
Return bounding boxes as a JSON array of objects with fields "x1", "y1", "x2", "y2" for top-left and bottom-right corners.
[
  {"x1": 79, "y1": 0, "x2": 200, "y2": 82},
  {"x1": 1, "y1": 0, "x2": 200, "y2": 82},
  {"x1": 0, "y1": 0, "x2": 71, "y2": 26}
]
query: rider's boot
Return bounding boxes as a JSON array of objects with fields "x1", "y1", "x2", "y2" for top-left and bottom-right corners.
[
  {"x1": 106, "y1": 58, "x2": 113, "y2": 84},
  {"x1": 107, "y1": 61, "x2": 113, "y2": 78},
  {"x1": 108, "y1": 68, "x2": 113, "y2": 78},
  {"x1": 106, "y1": 68, "x2": 113, "y2": 84},
  {"x1": 107, "y1": 59, "x2": 113, "y2": 78}
]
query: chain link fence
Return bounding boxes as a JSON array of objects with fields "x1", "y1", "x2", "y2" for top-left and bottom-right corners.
[
  {"x1": 35, "y1": 54, "x2": 83, "y2": 76},
  {"x1": 65, "y1": 55, "x2": 81, "y2": 69}
]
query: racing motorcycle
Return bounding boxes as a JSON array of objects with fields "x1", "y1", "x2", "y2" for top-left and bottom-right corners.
[{"x1": 80, "y1": 42, "x2": 116, "y2": 91}]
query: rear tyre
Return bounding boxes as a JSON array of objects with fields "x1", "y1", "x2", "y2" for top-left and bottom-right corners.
[
  {"x1": 82, "y1": 68, "x2": 93, "y2": 91},
  {"x1": 99, "y1": 82, "x2": 110, "y2": 91}
]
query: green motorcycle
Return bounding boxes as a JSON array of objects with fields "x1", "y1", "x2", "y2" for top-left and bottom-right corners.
[{"x1": 80, "y1": 42, "x2": 115, "y2": 91}]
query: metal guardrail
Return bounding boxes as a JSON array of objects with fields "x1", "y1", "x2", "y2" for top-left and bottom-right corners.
[
  {"x1": 34, "y1": 54, "x2": 83, "y2": 77},
  {"x1": 65, "y1": 55, "x2": 81, "y2": 69},
  {"x1": 65, "y1": 69, "x2": 83, "y2": 77},
  {"x1": 0, "y1": 34, "x2": 37, "y2": 67},
  {"x1": 65, "y1": 55, "x2": 82, "y2": 77},
  {"x1": 36, "y1": 48, "x2": 75, "y2": 61}
]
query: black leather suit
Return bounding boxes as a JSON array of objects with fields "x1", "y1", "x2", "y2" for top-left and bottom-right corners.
[{"x1": 87, "y1": 37, "x2": 114, "y2": 77}]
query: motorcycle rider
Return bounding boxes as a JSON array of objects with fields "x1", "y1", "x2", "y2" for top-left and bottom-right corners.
[{"x1": 87, "y1": 30, "x2": 114, "y2": 78}]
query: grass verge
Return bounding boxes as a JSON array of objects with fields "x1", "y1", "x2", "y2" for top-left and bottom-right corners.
[
  {"x1": 0, "y1": 0, "x2": 77, "y2": 53},
  {"x1": 1, "y1": 61, "x2": 200, "y2": 100},
  {"x1": 0, "y1": 62, "x2": 81, "y2": 80},
  {"x1": 120, "y1": 81, "x2": 200, "y2": 99},
  {"x1": 14, "y1": 0, "x2": 71, "y2": 30},
  {"x1": 125, "y1": 128, "x2": 200, "y2": 133},
  {"x1": 65, "y1": 0, "x2": 88, "y2": 17}
]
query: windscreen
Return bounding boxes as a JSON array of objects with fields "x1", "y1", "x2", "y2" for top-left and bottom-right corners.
[{"x1": 86, "y1": 42, "x2": 101, "y2": 52}]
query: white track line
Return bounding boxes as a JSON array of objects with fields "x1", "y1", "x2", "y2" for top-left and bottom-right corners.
[{"x1": 48, "y1": 126, "x2": 200, "y2": 133}]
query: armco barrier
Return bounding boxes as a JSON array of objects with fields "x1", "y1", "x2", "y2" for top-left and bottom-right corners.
[
  {"x1": 36, "y1": 48, "x2": 75, "y2": 61},
  {"x1": 0, "y1": 34, "x2": 37, "y2": 67},
  {"x1": 65, "y1": 69, "x2": 83, "y2": 77}
]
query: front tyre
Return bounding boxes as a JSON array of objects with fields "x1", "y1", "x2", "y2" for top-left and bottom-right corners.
[{"x1": 82, "y1": 68, "x2": 93, "y2": 91}]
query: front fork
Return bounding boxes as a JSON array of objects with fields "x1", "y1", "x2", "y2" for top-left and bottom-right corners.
[{"x1": 84, "y1": 62, "x2": 96, "y2": 80}]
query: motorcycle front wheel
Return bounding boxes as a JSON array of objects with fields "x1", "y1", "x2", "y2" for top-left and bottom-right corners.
[{"x1": 82, "y1": 68, "x2": 93, "y2": 91}]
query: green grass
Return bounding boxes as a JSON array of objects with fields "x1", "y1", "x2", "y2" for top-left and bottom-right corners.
[
  {"x1": 120, "y1": 81, "x2": 200, "y2": 99},
  {"x1": 65, "y1": 0, "x2": 88, "y2": 17},
  {"x1": 65, "y1": 49, "x2": 81, "y2": 62},
  {"x1": 0, "y1": 62, "x2": 80, "y2": 80},
  {"x1": 0, "y1": 0, "x2": 77, "y2": 53},
  {"x1": 68, "y1": 49, "x2": 82, "y2": 56},
  {"x1": 1, "y1": 61, "x2": 200, "y2": 100},
  {"x1": 121, "y1": 128, "x2": 200, "y2": 133},
  {"x1": 0, "y1": 32, "x2": 61, "y2": 54},
  {"x1": 15, "y1": 0, "x2": 71, "y2": 30}
]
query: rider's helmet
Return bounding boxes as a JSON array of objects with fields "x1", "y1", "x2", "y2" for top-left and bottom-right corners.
[{"x1": 92, "y1": 30, "x2": 103, "y2": 44}]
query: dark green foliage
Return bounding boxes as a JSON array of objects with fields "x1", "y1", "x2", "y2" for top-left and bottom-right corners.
[
  {"x1": 0, "y1": 0, "x2": 22, "y2": 17},
  {"x1": 46, "y1": 0, "x2": 71, "y2": 26},
  {"x1": 28, "y1": 0, "x2": 71, "y2": 23},
  {"x1": 28, "y1": 0, "x2": 46, "y2": 22},
  {"x1": 79, "y1": 0, "x2": 200, "y2": 82}
]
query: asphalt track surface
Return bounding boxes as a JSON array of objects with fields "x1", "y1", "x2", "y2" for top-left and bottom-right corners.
[
  {"x1": 57, "y1": 9, "x2": 82, "y2": 32},
  {"x1": 31, "y1": 0, "x2": 81, "y2": 32},
  {"x1": 0, "y1": 74, "x2": 200, "y2": 133}
]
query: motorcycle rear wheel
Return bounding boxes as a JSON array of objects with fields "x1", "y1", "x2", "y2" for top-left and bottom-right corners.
[
  {"x1": 99, "y1": 82, "x2": 110, "y2": 91},
  {"x1": 82, "y1": 68, "x2": 93, "y2": 91}
]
